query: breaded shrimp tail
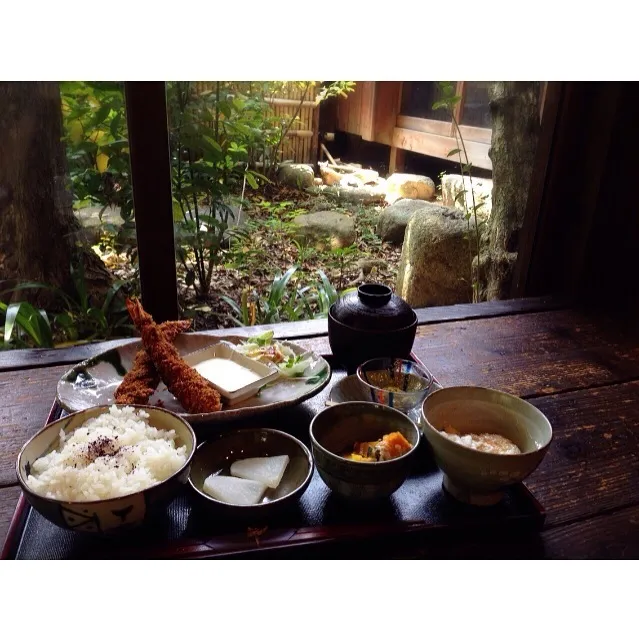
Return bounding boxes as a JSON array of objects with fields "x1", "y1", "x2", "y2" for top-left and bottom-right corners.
[
  {"x1": 125, "y1": 298, "x2": 222, "y2": 413},
  {"x1": 114, "y1": 319, "x2": 191, "y2": 405}
]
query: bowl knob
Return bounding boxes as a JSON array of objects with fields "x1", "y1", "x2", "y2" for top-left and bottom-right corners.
[{"x1": 357, "y1": 284, "x2": 392, "y2": 308}]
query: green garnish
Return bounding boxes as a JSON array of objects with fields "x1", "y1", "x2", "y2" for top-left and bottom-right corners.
[{"x1": 247, "y1": 330, "x2": 274, "y2": 347}]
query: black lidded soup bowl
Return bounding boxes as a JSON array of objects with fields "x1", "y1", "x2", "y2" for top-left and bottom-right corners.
[{"x1": 328, "y1": 283, "x2": 417, "y2": 372}]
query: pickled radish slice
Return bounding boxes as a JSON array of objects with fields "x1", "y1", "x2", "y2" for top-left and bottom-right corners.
[
  {"x1": 230, "y1": 455, "x2": 290, "y2": 489},
  {"x1": 203, "y1": 474, "x2": 267, "y2": 506}
]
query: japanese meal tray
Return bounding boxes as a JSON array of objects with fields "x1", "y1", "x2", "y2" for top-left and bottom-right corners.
[{"x1": 2, "y1": 354, "x2": 545, "y2": 560}]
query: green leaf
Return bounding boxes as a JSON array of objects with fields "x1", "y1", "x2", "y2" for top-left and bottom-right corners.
[
  {"x1": 447, "y1": 148, "x2": 461, "y2": 157},
  {"x1": 100, "y1": 139, "x2": 129, "y2": 152},
  {"x1": 432, "y1": 100, "x2": 450, "y2": 111},
  {"x1": 220, "y1": 294, "x2": 243, "y2": 318},
  {"x1": 202, "y1": 136, "x2": 223, "y2": 153},
  {"x1": 1, "y1": 301, "x2": 53, "y2": 347},
  {"x1": 101, "y1": 281, "x2": 125, "y2": 314},
  {"x1": 245, "y1": 172, "x2": 258, "y2": 189},
  {"x1": 2, "y1": 302, "x2": 20, "y2": 344},
  {"x1": 110, "y1": 112, "x2": 122, "y2": 138},
  {"x1": 93, "y1": 103, "x2": 111, "y2": 126},
  {"x1": 87, "y1": 307, "x2": 107, "y2": 330}
]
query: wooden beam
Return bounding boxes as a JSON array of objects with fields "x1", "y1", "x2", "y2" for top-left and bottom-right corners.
[
  {"x1": 397, "y1": 115, "x2": 451, "y2": 137},
  {"x1": 372, "y1": 81, "x2": 402, "y2": 146},
  {"x1": 285, "y1": 129, "x2": 313, "y2": 138},
  {"x1": 396, "y1": 116, "x2": 492, "y2": 145},
  {"x1": 124, "y1": 82, "x2": 178, "y2": 322},
  {"x1": 520, "y1": 82, "x2": 625, "y2": 300},
  {"x1": 512, "y1": 82, "x2": 564, "y2": 298},
  {"x1": 392, "y1": 127, "x2": 492, "y2": 170},
  {"x1": 457, "y1": 124, "x2": 492, "y2": 145},
  {"x1": 358, "y1": 82, "x2": 376, "y2": 142},
  {"x1": 264, "y1": 97, "x2": 317, "y2": 108}
]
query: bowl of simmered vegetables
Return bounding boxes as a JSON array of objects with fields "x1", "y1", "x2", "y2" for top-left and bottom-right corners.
[{"x1": 309, "y1": 401, "x2": 420, "y2": 501}]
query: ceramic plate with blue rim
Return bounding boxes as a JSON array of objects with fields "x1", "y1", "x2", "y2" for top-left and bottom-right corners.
[{"x1": 57, "y1": 334, "x2": 331, "y2": 425}]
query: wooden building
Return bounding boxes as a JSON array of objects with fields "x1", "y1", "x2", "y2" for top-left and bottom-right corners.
[{"x1": 329, "y1": 81, "x2": 546, "y2": 174}]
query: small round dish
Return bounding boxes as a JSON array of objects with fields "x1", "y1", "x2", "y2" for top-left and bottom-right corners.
[
  {"x1": 16, "y1": 405, "x2": 196, "y2": 534},
  {"x1": 188, "y1": 428, "x2": 313, "y2": 518},
  {"x1": 309, "y1": 401, "x2": 420, "y2": 501},
  {"x1": 356, "y1": 357, "x2": 435, "y2": 414},
  {"x1": 328, "y1": 373, "x2": 442, "y2": 429}
]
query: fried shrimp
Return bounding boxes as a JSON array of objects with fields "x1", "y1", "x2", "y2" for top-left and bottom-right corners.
[
  {"x1": 114, "y1": 319, "x2": 191, "y2": 405},
  {"x1": 125, "y1": 298, "x2": 222, "y2": 413}
]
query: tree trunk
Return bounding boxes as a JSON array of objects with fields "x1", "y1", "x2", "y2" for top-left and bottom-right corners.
[
  {"x1": 483, "y1": 82, "x2": 540, "y2": 300},
  {"x1": 0, "y1": 81, "x2": 111, "y2": 305}
]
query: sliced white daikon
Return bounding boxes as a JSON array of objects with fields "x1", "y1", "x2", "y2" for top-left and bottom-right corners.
[
  {"x1": 230, "y1": 455, "x2": 290, "y2": 489},
  {"x1": 203, "y1": 474, "x2": 266, "y2": 506}
]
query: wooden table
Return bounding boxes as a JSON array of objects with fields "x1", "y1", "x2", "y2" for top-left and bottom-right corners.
[{"x1": 2, "y1": 297, "x2": 639, "y2": 558}]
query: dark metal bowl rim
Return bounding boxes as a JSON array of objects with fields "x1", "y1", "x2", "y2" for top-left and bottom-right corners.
[
  {"x1": 187, "y1": 427, "x2": 314, "y2": 508},
  {"x1": 309, "y1": 401, "x2": 421, "y2": 467}
]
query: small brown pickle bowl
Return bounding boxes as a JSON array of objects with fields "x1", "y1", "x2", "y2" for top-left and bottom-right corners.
[
  {"x1": 309, "y1": 402, "x2": 420, "y2": 501},
  {"x1": 16, "y1": 405, "x2": 196, "y2": 534},
  {"x1": 188, "y1": 428, "x2": 313, "y2": 520},
  {"x1": 421, "y1": 386, "x2": 553, "y2": 506}
]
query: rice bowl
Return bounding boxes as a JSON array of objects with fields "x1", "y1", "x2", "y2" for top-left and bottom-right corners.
[
  {"x1": 26, "y1": 405, "x2": 188, "y2": 502},
  {"x1": 17, "y1": 404, "x2": 196, "y2": 534}
]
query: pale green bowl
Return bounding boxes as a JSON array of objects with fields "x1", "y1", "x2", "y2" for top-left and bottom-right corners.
[{"x1": 421, "y1": 386, "x2": 552, "y2": 506}]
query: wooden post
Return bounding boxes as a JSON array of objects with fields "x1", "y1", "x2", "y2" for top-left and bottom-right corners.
[
  {"x1": 451, "y1": 81, "x2": 466, "y2": 135},
  {"x1": 124, "y1": 82, "x2": 179, "y2": 322},
  {"x1": 389, "y1": 147, "x2": 405, "y2": 174},
  {"x1": 310, "y1": 104, "x2": 320, "y2": 166}
]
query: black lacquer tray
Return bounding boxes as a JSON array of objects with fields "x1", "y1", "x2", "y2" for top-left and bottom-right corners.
[{"x1": 2, "y1": 356, "x2": 545, "y2": 560}]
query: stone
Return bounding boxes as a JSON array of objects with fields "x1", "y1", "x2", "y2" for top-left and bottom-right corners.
[
  {"x1": 376, "y1": 199, "x2": 435, "y2": 245},
  {"x1": 291, "y1": 210, "x2": 356, "y2": 249},
  {"x1": 217, "y1": 203, "x2": 248, "y2": 248},
  {"x1": 276, "y1": 162, "x2": 315, "y2": 190},
  {"x1": 308, "y1": 182, "x2": 386, "y2": 205},
  {"x1": 385, "y1": 173, "x2": 436, "y2": 203},
  {"x1": 73, "y1": 205, "x2": 124, "y2": 244},
  {"x1": 319, "y1": 164, "x2": 342, "y2": 186},
  {"x1": 441, "y1": 174, "x2": 493, "y2": 219},
  {"x1": 396, "y1": 205, "x2": 472, "y2": 308}
]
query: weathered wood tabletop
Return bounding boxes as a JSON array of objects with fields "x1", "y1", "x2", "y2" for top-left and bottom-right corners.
[{"x1": 2, "y1": 297, "x2": 638, "y2": 558}]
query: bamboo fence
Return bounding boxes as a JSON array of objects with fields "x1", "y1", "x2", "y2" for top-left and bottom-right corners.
[{"x1": 193, "y1": 81, "x2": 319, "y2": 164}]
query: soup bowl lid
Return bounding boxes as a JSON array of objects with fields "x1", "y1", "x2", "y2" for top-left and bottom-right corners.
[{"x1": 330, "y1": 284, "x2": 416, "y2": 331}]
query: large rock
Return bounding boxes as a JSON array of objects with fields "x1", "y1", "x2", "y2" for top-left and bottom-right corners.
[
  {"x1": 73, "y1": 205, "x2": 124, "y2": 244},
  {"x1": 376, "y1": 199, "x2": 439, "y2": 245},
  {"x1": 291, "y1": 210, "x2": 356, "y2": 249},
  {"x1": 441, "y1": 174, "x2": 493, "y2": 219},
  {"x1": 308, "y1": 183, "x2": 386, "y2": 205},
  {"x1": 396, "y1": 205, "x2": 472, "y2": 307},
  {"x1": 386, "y1": 173, "x2": 436, "y2": 203},
  {"x1": 277, "y1": 162, "x2": 315, "y2": 189}
]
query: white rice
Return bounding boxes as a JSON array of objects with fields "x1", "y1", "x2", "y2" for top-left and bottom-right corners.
[{"x1": 26, "y1": 405, "x2": 188, "y2": 501}]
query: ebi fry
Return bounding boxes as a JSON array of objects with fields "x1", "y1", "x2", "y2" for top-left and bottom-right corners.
[
  {"x1": 114, "y1": 319, "x2": 191, "y2": 405},
  {"x1": 125, "y1": 298, "x2": 222, "y2": 413}
]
